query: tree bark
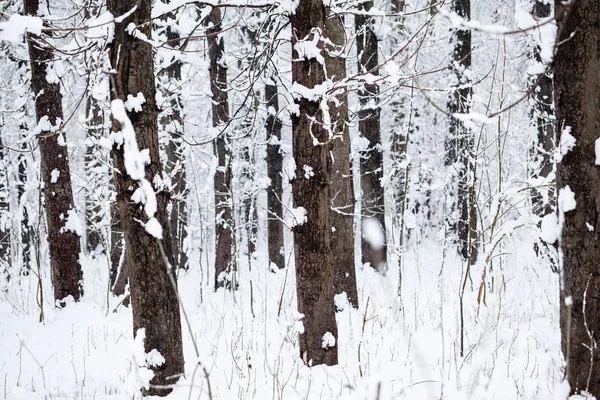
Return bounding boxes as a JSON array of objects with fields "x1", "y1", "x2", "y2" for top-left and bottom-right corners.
[
  {"x1": 159, "y1": 5, "x2": 189, "y2": 271},
  {"x1": 25, "y1": 0, "x2": 83, "y2": 304},
  {"x1": 108, "y1": 0, "x2": 184, "y2": 394},
  {"x1": 206, "y1": 7, "x2": 234, "y2": 290},
  {"x1": 530, "y1": 0, "x2": 555, "y2": 219},
  {"x1": 446, "y1": 0, "x2": 477, "y2": 262},
  {"x1": 291, "y1": 0, "x2": 338, "y2": 366},
  {"x1": 355, "y1": 1, "x2": 387, "y2": 272},
  {"x1": 555, "y1": 0, "x2": 600, "y2": 396},
  {"x1": 324, "y1": 10, "x2": 358, "y2": 308},
  {"x1": 265, "y1": 82, "x2": 285, "y2": 270}
]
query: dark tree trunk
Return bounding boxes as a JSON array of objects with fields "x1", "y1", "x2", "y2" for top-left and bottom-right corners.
[
  {"x1": 0, "y1": 135, "x2": 9, "y2": 271},
  {"x1": 355, "y1": 1, "x2": 387, "y2": 272},
  {"x1": 529, "y1": 0, "x2": 555, "y2": 218},
  {"x1": 84, "y1": 96, "x2": 104, "y2": 253},
  {"x1": 265, "y1": 83, "x2": 285, "y2": 270},
  {"x1": 108, "y1": 0, "x2": 184, "y2": 394},
  {"x1": 206, "y1": 7, "x2": 234, "y2": 290},
  {"x1": 18, "y1": 136, "x2": 31, "y2": 275},
  {"x1": 555, "y1": 0, "x2": 600, "y2": 396},
  {"x1": 325, "y1": 11, "x2": 358, "y2": 308},
  {"x1": 446, "y1": 0, "x2": 477, "y2": 262},
  {"x1": 291, "y1": 0, "x2": 338, "y2": 366},
  {"x1": 159, "y1": 6, "x2": 189, "y2": 271},
  {"x1": 25, "y1": 0, "x2": 83, "y2": 304}
]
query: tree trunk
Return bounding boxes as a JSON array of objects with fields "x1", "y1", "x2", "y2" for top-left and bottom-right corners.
[
  {"x1": 355, "y1": 1, "x2": 387, "y2": 272},
  {"x1": 265, "y1": 82, "x2": 285, "y2": 270},
  {"x1": 159, "y1": 6, "x2": 189, "y2": 271},
  {"x1": 291, "y1": 0, "x2": 338, "y2": 366},
  {"x1": 530, "y1": 0, "x2": 555, "y2": 219},
  {"x1": 446, "y1": 0, "x2": 477, "y2": 262},
  {"x1": 0, "y1": 134, "x2": 9, "y2": 271},
  {"x1": 206, "y1": 7, "x2": 234, "y2": 290},
  {"x1": 555, "y1": 0, "x2": 600, "y2": 396},
  {"x1": 25, "y1": 0, "x2": 83, "y2": 304},
  {"x1": 325, "y1": 10, "x2": 358, "y2": 308},
  {"x1": 108, "y1": 0, "x2": 184, "y2": 394},
  {"x1": 18, "y1": 136, "x2": 32, "y2": 275},
  {"x1": 84, "y1": 96, "x2": 104, "y2": 253}
]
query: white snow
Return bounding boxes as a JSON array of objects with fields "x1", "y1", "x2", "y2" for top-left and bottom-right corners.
[
  {"x1": 145, "y1": 349, "x2": 165, "y2": 368},
  {"x1": 60, "y1": 208, "x2": 83, "y2": 236},
  {"x1": 321, "y1": 332, "x2": 336, "y2": 349},
  {"x1": 125, "y1": 92, "x2": 146, "y2": 113},
  {"x1": 50, "y1": 169, "x2": 60, "y2": 183},
  {"x1": 290, "y1": 206, "x2": 307, "y2": 227},
  {"x1": 302, "y1": 165, "x2": 314, "y2": 179},
  {"x1": 285, "y1": 157, "x2": 297, "y2": 182},
  {"x1": 362, "y1": 217, "x2": 385, "y2": 250},
  {"x1": 558, "y1": 185, "x2": 576, "y2": 213},
  {"x1": 557, "y1": 126, "x2": 575, "y2": 162},
  {"x1": 540, "y1": 213, "x2": 559, "y2": 244},
  {"x1": 293, "y1": 28, "x2": 324, "y2": 65},
  {"x1": 595, "y1": 138, "x2": 600, "y2": 165},
  {"x1": 0, "y1": 14, "x2": 43, "y2": 42},
  {"x1": 145, "y1": 217, "x2": 163, "y2": 239}
]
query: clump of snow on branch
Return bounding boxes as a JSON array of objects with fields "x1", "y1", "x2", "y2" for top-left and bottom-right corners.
[
  {"x1": 556, "y1": 126, "x2": 575, "y2": 162},
  {"x1": 0, "y1": 14, "x2": 43, "y2": 42},
  {"x1": 124, "y1": 329, "x2": 155, "y2": 398},
  {"x1": 290, "y1": 207, "x2": 307, "y2": 227},
  {"x1": 294, "y1": 28, "x2": 324, "y2": 65}
]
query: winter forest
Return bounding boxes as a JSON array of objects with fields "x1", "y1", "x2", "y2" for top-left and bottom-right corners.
[{"x1": 0, "y1": 0, "x2": 597, "y2": 398}]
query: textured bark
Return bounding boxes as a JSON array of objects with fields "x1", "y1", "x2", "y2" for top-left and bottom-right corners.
[
  {"x1": 555, "y1": 0, "x2": 600, "y2": 396},
  {"x1": 25, "y1": 0, "x2": 83, "y2": 304},
  {"x1": 108, "y1": 0, "x2": 184, "y2": 394},
  {"x1": 324, "y1": 11, "x2": 358, "y2": 308},
  {"x1": 159, "y1": 6, "x2": 189, "y2": 271},
  {"x1": 355, "y1": 1, "x2": 387, "y2": 272},
  {"x1": 206, "y1": 7, "x2": 234, "y2": 290},
  {"x1": 446, "y1": 0, "x2": 477, "y2": 262},
  {"x1": 291, "y1": 0, "x2": 338, "y2": 366},
  {"x1": 265, "y1": 83, "x2": 285, "y2": 270},
  {"x1": 529, "y1": 0, "x2": 555, "y2": 219},
  {"x1": 84, "y1": 96, "x2": 104, "y2": 253}
]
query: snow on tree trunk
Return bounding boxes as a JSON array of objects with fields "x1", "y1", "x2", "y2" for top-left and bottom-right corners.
[
  {"x1": 555, "y1": 0, "x2": 600, "y2": 396},
  {"x1": 206, "y1": 7, "x2": 235, "y2": 291},
  {"x1": 324, "y1": 10, "x2": 358, "y2": 309},
  {"x1": 291, "y1": 0, "x2": 338, "y2": 367},
  {"x1": 25, "y1": 0, "x2": 83, "y2": 305},
  {"x1": 355, "y1": 0, "x2": 388, "y2": 273},
  {"x1": 107, "y1": 0, "x2": 184, "y2": 394}
]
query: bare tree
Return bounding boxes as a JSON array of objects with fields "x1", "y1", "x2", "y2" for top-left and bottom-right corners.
[
  {"x1": 355, "y1": 0, "x2": 387, "y2": 272},
  {"x1": 265, "y1": 81, "x2": 284, "y2": 270},
  {"x1": 206, "y1": 6, "x2": 235, "y2": 290},
  {"x1": 446, "y1": 0, "x2": 477, "y2": 262},
  {"x1": 555, "y1": 0, "x2": 600, "y2": 396},
  {"x1": 291, "y1": 0, "x2": 338, "y2": 366},
  {"x1": 107, "y1": 0, "x2": 184, "y2": 394},
  {"x1": 325, "y1": 10, "x2": 358, "y2": 308},
  {"x1": 25, "y1": 0, "x2": 83, "y2": 304}
]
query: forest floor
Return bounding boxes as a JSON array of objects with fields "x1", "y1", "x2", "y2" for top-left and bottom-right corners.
[{"x1": 0, "y1": 231, "x2": 567, "y2": 399}]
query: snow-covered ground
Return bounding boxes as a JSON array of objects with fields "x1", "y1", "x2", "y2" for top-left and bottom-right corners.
[{"x1": 0, "y1": 228, "x2": 566, "y2": 400}]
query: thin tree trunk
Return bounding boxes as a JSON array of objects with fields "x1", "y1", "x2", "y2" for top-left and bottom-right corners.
[
  {"x1": 84, "y1": 97, "x2": 104, "y2": 253},
  {"x1": 355, "y1": 1, "x2": 387, "y2": 272},
  {"x1": 159, "y1": 6, "x2": 189, "y2": 271},
  {"x1": 25, "y1": 0, "x2": 83, "y2": 304},
  {"x1": 446, "y1": 0, "x2": 477, "y2": 262},
  {"x1": 291, "y1": 0, "x2": 338, "y2": 366},
  {"x1": 325, "y1": 10, "x2": 358, "y2": 308},
  {"x1": 18, "y1": 136, "x2": 31, "y2": 275},
  {"x1": 108, "y1": 0, "x2": 184, "y2": 394},
  {"x1": 529, "y1": 0, "x2": 555, "y2": 218},
  {"x1": 0, "y1": 134, "x2": 9, "y2": 270},
  {"x1": 555, "y1": 0, "x2": 600, "y2": 396},
  {"x1": 265, "y1": 82, "x2": 284, "y2": 270},
  {"x1": 206, "y1": 7, "x2": 234, "y2": 290}
]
